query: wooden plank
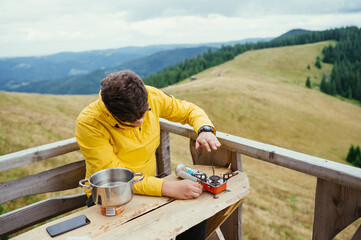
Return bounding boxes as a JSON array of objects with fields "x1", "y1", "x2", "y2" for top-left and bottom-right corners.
[
  {"x1": 11, "y1": 193, "x2": 174, "y2": 239},
  {"x1": 351, "y1": 224, "x2": 361, "y2": 240},
  {"x1": 206, "y1": 200, "x2": 243, "y2": 239},
  {"x1": 190, "y1": 139, "x2": 235, "y2": 168},
  {"x1": 98, "y1": 167, "x2": 249, "y2": 240},
  {"x1": 208, "y1": 228, "x2": 225, "y2": 240},
  {"x1": 160, "y1": 118, "x2": 361, "y2": 191},
  {"x1": 220, "y1": 153, "x2": 243, "y2": 240},
  {"x1": 190, "y1": 140, "x2": 244, "y2": 240},
  {"x1": 12, "y1": 166, "x2": 249, "y2": 240},
  {"x1": 0, "y1": 137, "x2": 79, "y2": 172},
  {"x1": 312, "y1": 178, "x2": 361, "y2": 240},
  {"x1": 0, "y1": 193, "x2": 87, "y2": 238},
  {"x1": 220, "y1": 203, "x2": 243, "y2": 240},
  {"x1": 156, "y1": 130, "x2": 171, "y2": 176},
  {"x1": 0, "y1": 160, "x2": 86, "y2": 204}
]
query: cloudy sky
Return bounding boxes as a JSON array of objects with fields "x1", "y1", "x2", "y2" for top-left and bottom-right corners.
[{"x1": 0, "y1": 0, "x2": 360, "y2": 58}]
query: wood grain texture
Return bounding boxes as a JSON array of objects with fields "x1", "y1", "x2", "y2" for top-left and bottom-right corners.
[
  {"x1": 10, "y1": 195, "x2": 174, "y2": 240},
  {"x1": 0, "y1": 160, "x2": 85, "y2": 204},
  {"x1": 312, "y1": 178, "x2": 361, "y2": 240},
  {"x1": 208, "y1": 228, "x2": 226, "y2": 240},
  {"x1": 0, "y1": 193, "x2": 87, "y2": 238},
  {"x1": 190, "y1": 142, "x2": 244, "y2": 240},
  {"x1": 11, "y1": 166, "x2": 249, "y2": 240},
  {"x1": 190, "y1": 139, "x2": 238, "y2": 168},
  {"x1": 206, "y1": 199, "x2": 243, "y2": 238},
  {"x1": 220, "y1": 153, "x2": 243, "y2": 240},
  {"x1": 160, "y1": 118, "x2": 361, "y2": 191},
  {"x1": 156, "y1": 130, "x2": 171, "y2": 176},
  {"x1": 0, "y1": 137, "x2": 79, "y2": 172},
  {"x1": 98, "y1": 167, "x2": 249, "y2": 240},
  {"x1": 351, "y1": 224, "x2": 361, "y2": 240}
]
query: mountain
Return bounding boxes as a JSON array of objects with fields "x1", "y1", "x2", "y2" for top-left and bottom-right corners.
[
  {"x1": 9, "y1": 46, "x2": 214, "y2": 94},
  {"x1": 274, "y1": 29, "x2": 313, "y2": 40},
  {"x1": 164, "y1": 41, "x2": 361, "y2": 240},
  {"x1": 0, "y1": 37, "x2": 272, "y2": 91},
  {"x1": 1, "y1": 42, "x2": 360, "y2": 239},
  {"x1": 0, "y1": 45, "x2": 188, "y2": 88}
]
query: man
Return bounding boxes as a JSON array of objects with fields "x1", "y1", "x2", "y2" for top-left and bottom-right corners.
[{"x1": 76, "y1": 70, "x2": 220, "y2": 239}]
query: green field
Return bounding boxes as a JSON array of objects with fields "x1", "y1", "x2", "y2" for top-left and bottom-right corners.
[{"x1": 1, "y1": 41, "x2": 361, "y2": 239}]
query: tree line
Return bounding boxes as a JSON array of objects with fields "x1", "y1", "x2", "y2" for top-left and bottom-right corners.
[
  {"x1": 346, "y1": 144, "x2": 361, "y2": 168},
  {"x1": 143, "y1": 26, "x2": 361, "y2": 104},
  {"x1": 320, "y1": 27, "x2": 361, "y2": 101}
]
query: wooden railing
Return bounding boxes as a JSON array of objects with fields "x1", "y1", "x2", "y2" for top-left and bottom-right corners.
[{"x1": 1, "y1": 118, "x2": 361, "y2": 239}]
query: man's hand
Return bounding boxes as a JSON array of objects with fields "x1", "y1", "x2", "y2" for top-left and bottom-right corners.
[
  {"x1": 195, "y1": 132, "x2": 221, "y2": 152},
  {"x1": 161, "y1": 179, "x2": 203, "y2": 199}
]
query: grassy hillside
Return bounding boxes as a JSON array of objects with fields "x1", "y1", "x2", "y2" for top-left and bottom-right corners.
[
  {"x1": 1, "y1": 41, "x2": 361, "y2": 239},
  {"x1": 164, "y1": 41, "x2": 361, "y2": 240}
]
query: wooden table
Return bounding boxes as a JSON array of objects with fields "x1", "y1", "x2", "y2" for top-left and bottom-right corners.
[{"x1": 12, "y1": 165, "x2": 250, "y2": 240}]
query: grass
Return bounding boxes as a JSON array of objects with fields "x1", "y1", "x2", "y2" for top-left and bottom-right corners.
[
  {"x1": 1, "y1": 41, "x2": 361, "y2": 239},
  {"x1": 165, "y1": 41, "x2": 361, "y2": 239}
]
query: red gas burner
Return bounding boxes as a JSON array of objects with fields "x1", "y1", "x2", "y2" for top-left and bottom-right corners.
[
  {"x1": 175, "y1": 164, "x2": 238, "y2": 199},
  {"x1": 194, "y1": 171, "x2": 238, "y2": 198}
]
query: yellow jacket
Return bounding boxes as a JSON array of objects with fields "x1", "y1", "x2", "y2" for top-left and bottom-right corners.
[{"x1": 76, "y1": 86, "x2": 215, "y2": 197}]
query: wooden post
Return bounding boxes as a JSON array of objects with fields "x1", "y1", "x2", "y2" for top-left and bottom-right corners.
[
  {"x1": 156, "y1": 130, "x2": 171, "y2": 176},
  {"x1": 190, "y1": 139, "x2": 244, "y2": 240},
  {"x1": 313, "y1": 178, "x2": 361, "y2": 240}
]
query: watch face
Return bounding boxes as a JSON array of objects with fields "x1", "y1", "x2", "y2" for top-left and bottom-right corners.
[
  {"x1": 203, "y1": 126, "x2": 213, "y2": 131},
  {"x1": 199, "y1": 125, "x2": 214, "y2": 134}
]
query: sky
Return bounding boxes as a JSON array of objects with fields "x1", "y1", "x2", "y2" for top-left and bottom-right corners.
[{"x1": 0, "y1": 0, "x2": 361, "y2": 58}]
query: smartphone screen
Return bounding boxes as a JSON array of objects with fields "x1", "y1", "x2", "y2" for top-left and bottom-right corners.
[{"x1": 46, "y1": 214, "x2": 91, "y2": 237}]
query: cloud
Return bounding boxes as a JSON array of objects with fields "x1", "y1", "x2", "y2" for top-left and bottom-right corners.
[{"x1": 0, "y1": 0, "x2": 361, "y2": 57}]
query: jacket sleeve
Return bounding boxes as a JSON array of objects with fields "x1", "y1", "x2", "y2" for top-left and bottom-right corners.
[
  {"x1": 150, "y1": 87, "x2": 215, "y2": 134},
  {"x1": 75, "y1": 117, "x2": 164, "y2": 197}
]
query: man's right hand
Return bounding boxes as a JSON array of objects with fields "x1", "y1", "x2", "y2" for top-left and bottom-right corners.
[{"x1": 161, "y1": 179, "x2": 203, "y2": 200}]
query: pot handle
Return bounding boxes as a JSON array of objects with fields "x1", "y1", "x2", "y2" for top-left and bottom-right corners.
[
  {"x1": 79, "y1": 179, "x2": 92, "y2": 190},
  {"x1": 133, "y1": 172, "x2": 145, "y2": 183}
]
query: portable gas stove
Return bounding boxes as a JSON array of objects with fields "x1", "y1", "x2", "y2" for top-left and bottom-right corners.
[{"x1": 176, "y1": 164, "x2": 239, "y2": 199}]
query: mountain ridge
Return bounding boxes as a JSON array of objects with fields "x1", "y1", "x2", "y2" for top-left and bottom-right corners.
[
  {"x1": 0, "y1": 37, "x2": 272, "y2": 89},
  {"x1": 1, "y1": 42, "x2": 360, "y2": 239},
  {"x1": 6, "y1": 46, "x2": 215, "y2": 94}
]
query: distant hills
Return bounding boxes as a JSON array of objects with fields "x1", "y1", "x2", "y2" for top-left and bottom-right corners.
[
  {"x1": 1, "y1": 35, "x2": 360, "y2": 240},
  {"x1": 0, "y1": 37, "x2": 272, "y2": 94},
  {"x1": 274, "y1": 29, "x2": 313, "y2": 40},
  {"x1": 9, "y1": 46, "x2": 214, "y2": 94}
]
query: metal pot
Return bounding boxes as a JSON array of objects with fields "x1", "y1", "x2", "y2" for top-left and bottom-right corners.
[{"x1": 79, "y1": 168, "x2": 144, "y2": 208}]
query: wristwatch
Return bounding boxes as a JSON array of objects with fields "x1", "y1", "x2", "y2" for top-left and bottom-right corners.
[{"x1": 198, "y1": 125, "x2": 214, "y2": 135}]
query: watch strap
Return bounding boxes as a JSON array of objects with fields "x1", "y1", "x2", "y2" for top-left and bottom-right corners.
[{"x1": 198, "y1": 125, "x2": 214, "y2": 135}]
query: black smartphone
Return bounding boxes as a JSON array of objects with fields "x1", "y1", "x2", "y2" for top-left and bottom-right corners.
[{"x1": 46, "y1": 214, "x2": 91, "y2": 237}]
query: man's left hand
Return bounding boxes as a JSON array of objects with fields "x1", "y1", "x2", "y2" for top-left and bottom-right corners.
[{"x1": 195, "y1": 132, "x2": 221, "y2": 152}]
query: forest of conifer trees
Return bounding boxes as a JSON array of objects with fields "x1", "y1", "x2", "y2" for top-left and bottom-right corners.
[
  {"x1": 321, "y1": 28, "x2": 361, "y2": 101},
  {"x1": 143, "y1": 26, "x2": 361, "y2": 103}
]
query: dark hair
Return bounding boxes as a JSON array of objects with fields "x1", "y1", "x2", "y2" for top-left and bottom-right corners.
[{"x1": 101, "y1": 71, "x2": 148, "y2": 123}]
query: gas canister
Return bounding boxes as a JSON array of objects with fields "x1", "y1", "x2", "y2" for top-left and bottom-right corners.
[
  {"x1": 175, "y1": 164, "x2": 206, "y2": 182},
  {"x1": 175, "y1": 164, "x2": 239, "y2": 199}
]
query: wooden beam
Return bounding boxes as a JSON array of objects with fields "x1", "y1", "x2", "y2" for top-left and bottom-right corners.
[
  {"x1": 94, "y1": 167, "x2": 249, "y2": 240},
  {"x1": 220, "y1": 153, "x2": 243, "y2": 240},
  {"x1": 0, "y1": 160, "x2": 85, "y2": 204},
  {"x1": 206, "y1": 199, "x2": 243, "y2": 239},
  {"x1": 190, "y1": 139, "x2": 244, "y2": 240},
  {"x1": 156, "y1": 130, "x2": 171, "y2": 176},
  {"x1": 312, "y1": 178, "x2": 361, "y2": 240},
  {"x1": 0, "y1": 193, "x2": 87, "y2": 238},
  {"x1": 0, "y1": 138, "x2": 79, "y2": 172},
  {"x1": 208, "y1": 228, "x2": 225, "y2": 240},
  {"x1": 160, "y1": 118, "x2": 361, "y2": 191},
  {"x1": 190, "y1": 139, "x2": 234, "y2": 168},
  {"x1": 351, "y1": 224, "x2": 361, "y2": 240}
]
